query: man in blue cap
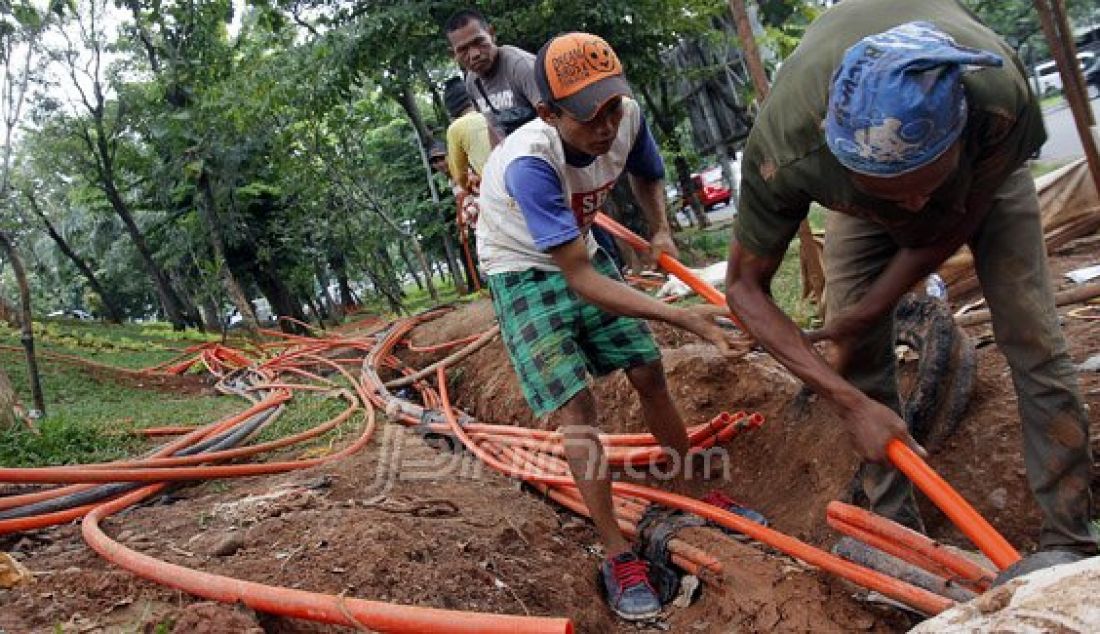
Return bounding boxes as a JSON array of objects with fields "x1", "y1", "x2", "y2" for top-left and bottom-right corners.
[{"x1": 725, "y1": 0, "x2": 1097, "y2": 573}]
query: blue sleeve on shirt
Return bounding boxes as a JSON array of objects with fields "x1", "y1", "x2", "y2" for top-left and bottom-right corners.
[
  {"x1": 504, "y1": 157, "x2": 581, "y2": 251},
  {"x1": 625, "y1": 116, "x2": 665, "y2": 181}
]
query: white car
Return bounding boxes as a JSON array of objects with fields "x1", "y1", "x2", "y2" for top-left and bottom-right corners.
[
  {"x1": 1034, "y1": 51, "x2": 1095, "y2": 96},
  {"x1": 47, "y1": 308, "x2": 93, "y2": 320}
]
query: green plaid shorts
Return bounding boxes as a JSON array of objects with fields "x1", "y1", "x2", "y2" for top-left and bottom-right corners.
[{"x1": 488, "y1": 251, "x2": 660, "y2": 417}]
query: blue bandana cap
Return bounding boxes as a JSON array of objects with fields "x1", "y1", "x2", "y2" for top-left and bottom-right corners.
[{"x1": 825, "y1": 22, "x2": 1003, "y2": 176}]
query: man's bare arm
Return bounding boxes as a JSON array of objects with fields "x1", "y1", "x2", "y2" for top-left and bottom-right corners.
[{"x1": 725, "y1": 239, "x2": 925, "y2": 462}]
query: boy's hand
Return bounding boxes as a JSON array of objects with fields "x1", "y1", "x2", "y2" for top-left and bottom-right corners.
[
  {"x1": 648, "y1": 228, "x2": 679, "y2": 263},
  {"x1": 675, "y1": 304, "x2": 753, "y2": 357}
]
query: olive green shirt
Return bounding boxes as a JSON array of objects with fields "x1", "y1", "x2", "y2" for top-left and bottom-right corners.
[{"x1": 734, "y1": 0, "x2": 1046, "y2": 257}]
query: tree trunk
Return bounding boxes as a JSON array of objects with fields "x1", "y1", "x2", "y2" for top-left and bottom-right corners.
[
  {"x1": 394, "y1": 82, "x2": 434, "y2": 152},
  {"x1": 374, "y1": 246, "x2": 405, "y2": 299},
  {"x1": 360, "y1": 184, "x2": 436, "y2": 300},
  {"x1": 0, "y1": 294, "x2": 20, "y2": 327},
  {"x1": 0, "y1": 366, "x2": 17, "y2": 430},
  {"x1": 105, "y1": 181, "x2": 189, "y2": 328},
  {"x1": 398, "y1": 241, "x2": 424, "y2": 290},
  {"x1": 314, "y1": 263, "x2": 342, "y2": 321},
  {"x1": 675, "y1": 155, "x2": 709, "y2": 228},
  {"x1": 363, "y1": 262, "x2": 404, "y2": 314},
  {"x1": 252, "y1": 262, "x2": 307, "y2": 334},
  {"x1": 199, "y1": 296, "x2": 222, "y2": 332},
  {"x1": 330, "y1": 254, "x2": 357, "y2": 309},
  {"x1": 304, "y1": 294, "x2": 325, "y2": 330},
  {"x1": 413, "y1": 240, "x2": 438, "y2": 299},
  {"x1": 440, "y1": 231, "x2": 468, "y2": 294},
  {"x1": 198, "y1": 168, "x2": 259, "y2": 333},
  {"x1": 171, "y1": 270, "x2": 205, "y2": 333},
  {"x1": 90, "y1": 130, "x2": 190, "y2": 329},
  {"x1": 0, "y1": 231, "x2": 45, "y2": 417},
  {"x1": 424, "y1": 68, "x2": 449, "y2": 127},
  {"x1": 23, "y1": 191, "x2": 124, "y2": 323}
]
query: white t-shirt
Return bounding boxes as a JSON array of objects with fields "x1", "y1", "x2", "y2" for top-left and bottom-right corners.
[{"x1": 476, "y1": 98, "x2": 644, "y2": 275}]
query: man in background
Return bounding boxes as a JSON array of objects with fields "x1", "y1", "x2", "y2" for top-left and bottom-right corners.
[
  {"x1": 445, "y1": 9, "x2": 540, "y2": 145},
  {"x1": 443, "y1": 76, "x2": 491, "y2": 228}
]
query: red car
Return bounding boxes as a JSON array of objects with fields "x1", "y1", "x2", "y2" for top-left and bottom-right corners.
[{"x1": 691, "y1": 172, "x2": 731, "y2": 210}]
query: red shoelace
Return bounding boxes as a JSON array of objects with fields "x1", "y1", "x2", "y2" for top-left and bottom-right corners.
[
  {"x1": 611, "y1": 556, "x2": 652, "y2": 590},
  {"x1": 701, "y1": 490, "x2": 740, "y2": 509}
]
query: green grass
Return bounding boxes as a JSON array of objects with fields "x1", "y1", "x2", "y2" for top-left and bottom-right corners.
[
  {"x1": 1030, "y1": 160, "x2": 1071, "y2": 180},
  {"x1": 354, "y1": 272, "x2": 482, "y2": 318},
  {"x1": 0, "y1": 315, "x2": 368, "y2": 467},
  {"x1": 0, "y1": 319, "x2": 220, "y2": 370},
  {"x1": 0, "y1": 346, "x2": 240, "y2": 467},
  {"x1": 251, "y1": 388, "x2": 363, "y2": 454},
  {"x1": 673, "y1": 204, "x2": 824, "y2": 328},
  {"x1": 1039, "y1": 93, "x2": 1063, "y2": 110}
]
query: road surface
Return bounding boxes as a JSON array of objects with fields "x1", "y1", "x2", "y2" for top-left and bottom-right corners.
[{"x1": 1040, "y1": 95, "x2": 1100, "y2": 160}]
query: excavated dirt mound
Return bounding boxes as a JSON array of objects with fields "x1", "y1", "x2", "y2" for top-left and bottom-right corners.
[{"x1": 409, "y1": 306, "x2": 862, "y2": 544}]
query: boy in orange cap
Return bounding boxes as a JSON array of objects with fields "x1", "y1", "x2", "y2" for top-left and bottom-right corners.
[{"x1": 477, "y1": 32, "x2": 745, "y2": 620}]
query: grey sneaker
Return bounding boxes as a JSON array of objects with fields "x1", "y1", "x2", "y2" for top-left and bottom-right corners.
[
  {"x1": 993, "y1": 550, "x2": 1086, "y2": 586},
  {"x1": 600, "y1": 552, "x2": 661, "y2": 621}
]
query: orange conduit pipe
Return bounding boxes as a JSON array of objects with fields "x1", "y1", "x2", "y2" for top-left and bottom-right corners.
[
  {"x1": 384, "y1": 326, "x2": 501, "y2": 390},
  {"x1": 53, "y1": 400, "x2": 348, "y2": 471},
  {"x1": 467, "y1": 412, "x2": 727, "y2": 461},
  {"x1": 0, "y1": 483, "x2": 98, "y2": 511},
  {"x1": 1, "y1": 324, "x2": 575, "y2": 632},
  {"x1": 468, "y1": 412, "x2": 759, "y2": 467},
  {"x1": 368, "y1": 326, "x2": 731, "y2": 584},
  {"x1": 886, "y1": 441, "x2": 1020, "y2": 570},
  {"x1": 136, "y1": 426, "x2": 199, "y2": 437},
  {"x1": 494, "y1": 442, "x2": 726, "y2": 584},
  {"x1": 593, "y1": 213, "x2": 741, "y2": 327},
  {"x1": 405, "y1": 332, "x2": 484, "y2": 353},
  {"x1": 826, "y1": 502, "x2": 994, "y2": 593},
  {"x1": 376, "y1": 342, "x2": 760, "y2": 453},
  {"x1": 75, "y1": 398, "x2": 571, "y2": 634},
  {"x1": 1, "y1": 501, "x2": 118, "y2": 535},
  {"x1": 435, "y1": 367, "x2": 953, "y2": 615},
  {"x1": 455, "y1": 413, "x2": 761, "y2": 448},
  {"x1": 271, "y1": 366, "x2": 341, "y2": 386},
  {"x1": 83, "y1": 486, "x2": 570, "y2": 633},
  {"x1": 0, "y1": 394, "x2": 289, "y2": 513},
  {"x1": 523, "y1": 478, "x2": 722, "y2": 586}
]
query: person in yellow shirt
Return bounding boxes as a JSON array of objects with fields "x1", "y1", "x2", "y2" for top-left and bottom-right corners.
[{"x1": 444, "y1": 76, "x2": 492, "y2": 195}]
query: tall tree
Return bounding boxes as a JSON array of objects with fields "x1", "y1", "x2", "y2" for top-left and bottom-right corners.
[
  {"x1": 19, "y1": 187, "x2": 123, "y2": 322},
  {"x1": 0, "y1": 0, "x2": 65, "y2": 421},
  {"x1": 56, "y1": 0, "x2": 193, "y2": 328}
]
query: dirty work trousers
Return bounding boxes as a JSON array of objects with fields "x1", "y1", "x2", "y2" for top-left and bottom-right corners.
[{"x1": 823, "y1": 165, "x2": 1098, "y2": 555}]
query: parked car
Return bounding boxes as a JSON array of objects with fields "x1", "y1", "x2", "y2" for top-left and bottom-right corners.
[
  {"x1": 46, "y1": 308, "x2": 93, "y2": 321},
  {"x1": 1034, "y1": 51, "x2": 1096, "y2": 96},
  {"x1": 691, "y1": 168, "x2": 732, "y2": 210},
  {"x1": 1085, "y1": 54, "x2": 1100, "y2": 98}
]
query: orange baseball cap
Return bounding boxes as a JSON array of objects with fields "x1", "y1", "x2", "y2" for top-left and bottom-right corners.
[{"x1": 535, "y1": 32, "x2": 631, "y2": 122}]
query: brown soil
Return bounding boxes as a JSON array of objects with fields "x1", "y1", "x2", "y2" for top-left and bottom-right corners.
[{"x1": 1, "y1": 234, "x2": 1098, "y2": 633}]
